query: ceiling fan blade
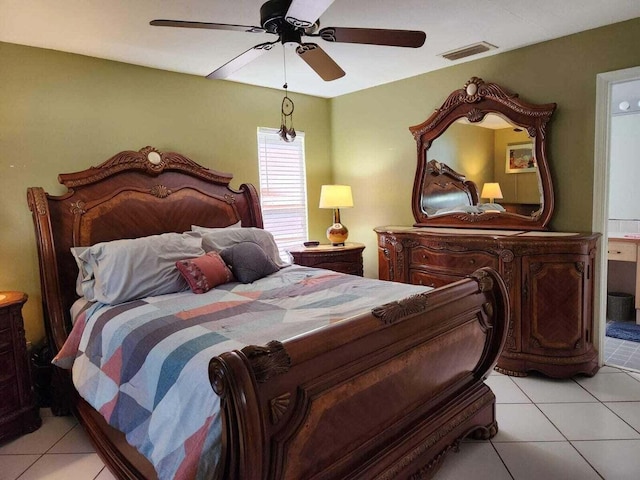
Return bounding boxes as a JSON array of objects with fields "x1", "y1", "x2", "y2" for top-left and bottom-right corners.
[
  {"x1": 296, "y1": 43, "x2": 345, "y2": 81},
  {"x1": 150, "y1": 19, "x2": 265, "y2": 33},
  {"x1": 319, "y1": 27, "x2": 426, "y2": 48},
  {"x1": 285, "y1": 0, "x2": 335, "y2": 28},
  {"x1": 207, "y1": 41, "x2": 277, "y2": 79}
]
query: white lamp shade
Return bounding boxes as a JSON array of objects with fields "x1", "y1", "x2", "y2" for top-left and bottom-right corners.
[
  {"x1": 480, "y1": 182, "x2": 503, "y2": 200},
  {"x1": 319, "y1": 185, "x2": 354, "y2": 208}
]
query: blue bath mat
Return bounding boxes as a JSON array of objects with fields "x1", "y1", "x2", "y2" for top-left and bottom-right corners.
[{"x1": 606, "y1": 321, "x2": 640, "y2": 342}]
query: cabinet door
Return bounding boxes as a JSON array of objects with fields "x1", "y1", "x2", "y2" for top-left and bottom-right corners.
[{"x1": 522, "y1": 254, "x2": 592, "y2": 355}]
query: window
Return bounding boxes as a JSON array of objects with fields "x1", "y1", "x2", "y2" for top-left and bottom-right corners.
[{"x1": 257, "y1": 127, "x2": 308, "y2": 262}]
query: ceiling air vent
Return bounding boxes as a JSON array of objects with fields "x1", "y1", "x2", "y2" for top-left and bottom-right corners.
[{"x1": 440, "y1": 42, "x2": 497, "y2": 61}]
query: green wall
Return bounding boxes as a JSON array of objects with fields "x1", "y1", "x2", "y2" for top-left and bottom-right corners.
[
  {"x1": 427, "y1": 122, "x2": 495, "y2": 192},
  {"x1": 331, "y1": 18, "x2": 640, "y2": 277},
  {"x1": 0, "y1": 42, "x2": 333, "y2": 343}
]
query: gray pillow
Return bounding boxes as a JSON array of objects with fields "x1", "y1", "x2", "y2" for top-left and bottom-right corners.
[
  {"x1": 72, "y1": 232, "x2": 205, "y2": 304},
  {"x1": 191, "y1": 226, "x2": 290, "y2": 267},
  {"x1": 220, "y1": 242, "x2": 280, "y2": 283}
]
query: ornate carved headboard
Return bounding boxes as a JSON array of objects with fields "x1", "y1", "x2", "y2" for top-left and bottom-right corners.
[
  {"x1": 27, "y1": 146, "x2": 263, "y2": 352},
  {"x1": 420, "y1": 160, "x2": 479, "y2": 215}
]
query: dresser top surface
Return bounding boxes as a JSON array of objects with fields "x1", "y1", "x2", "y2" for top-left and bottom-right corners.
[
  {"x1": 0, "y1": 291, "x2": 27, "y2": 308},
  {"x1": 375, "y1": 226, "x2": 597, "y2": 240}
]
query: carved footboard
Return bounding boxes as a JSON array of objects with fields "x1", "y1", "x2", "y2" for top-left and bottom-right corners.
[{"x1": 210, "y1": 267, "x2": 509, "y2": 480}]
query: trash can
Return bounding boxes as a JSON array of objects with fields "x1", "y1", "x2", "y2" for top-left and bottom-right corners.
[
  {"x1": 607, "y1": 292, "x2": 634, "y2": 321},
  {"x1": 31, "y1": 341, "x2": 53, "y2": 408}
]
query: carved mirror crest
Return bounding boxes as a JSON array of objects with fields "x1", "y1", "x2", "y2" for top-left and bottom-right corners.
[{"x1": 409, "y1": 77, "x2": 556, "y2": 230}]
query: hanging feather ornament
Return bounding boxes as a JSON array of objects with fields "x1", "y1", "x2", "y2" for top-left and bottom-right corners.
[{"x1": 278, "y1": 83, "x2": 296, "y2": 142}]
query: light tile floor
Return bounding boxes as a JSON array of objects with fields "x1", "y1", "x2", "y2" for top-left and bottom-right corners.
[
  {"x1": 605, "y1": 335, "x2": 640, "y2": 371},
  {"x1": 2, "y1": 366, "x2": 640, "y2": 479}
]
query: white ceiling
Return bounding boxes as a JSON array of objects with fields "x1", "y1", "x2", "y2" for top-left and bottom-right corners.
[{"x1": 2, "y1": 0, "x2": 639, "y2": 98}]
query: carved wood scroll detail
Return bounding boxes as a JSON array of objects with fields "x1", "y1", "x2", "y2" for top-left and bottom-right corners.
[
  {"x1": 377, "y1": 394, "x2": 491, "y2": 480},
  {"x1": 70, "y1": 200, "x2": 86, "y2": 215},
  {"x1": 371, "y1": 293, "x2": 430, "y2": 325},
  {"x1": 410, "y1": 77, "x2": 552, "y2": 140},
  {"x1": 149, "y1": 185, "x2": 172, "y2": 198},
  {"x1": 482, "y1": 302, "x2": 494, "y2": 318},
  {"x1": 58, "y1": 146, "x2": 234, "y2": 188},
  {"x1": 241, "y1": 340, "x2": 291, "y2": 383},
  {"x1": 270, "y1": 392, "x2": 292, "y2": 425},
  {"x1": 29, "y1": 189, "x2": 48, "y2": 215},
  {"x1": 470, "y1": 270, "x2": 494, "y2": 292}
]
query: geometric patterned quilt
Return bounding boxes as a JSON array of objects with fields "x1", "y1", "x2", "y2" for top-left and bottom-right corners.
[{"x1": 55, "y1": 266, "x2": 429, "y2": 480}]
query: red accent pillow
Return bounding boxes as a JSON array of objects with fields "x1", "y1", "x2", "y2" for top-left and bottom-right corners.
[{"x1": 176, "y1": 252, "x2": 233, "y2": 294}]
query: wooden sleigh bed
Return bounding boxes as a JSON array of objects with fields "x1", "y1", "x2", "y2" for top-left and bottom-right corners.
[{"x1": 27, "y1": 146, "x2": 509, "y2": 480}]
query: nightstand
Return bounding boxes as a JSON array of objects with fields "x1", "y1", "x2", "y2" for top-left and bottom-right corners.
[
  {"x1": 288, "y1": 242, "x2": 365, "y2": 276},
  {"x1": 0, "y1": 292, "x2": 41, "y2": 443}
]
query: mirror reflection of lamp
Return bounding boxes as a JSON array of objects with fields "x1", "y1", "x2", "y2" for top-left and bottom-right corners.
[
  {"x1": 481, "y1": 182, "x2": 503, "y2": 204},
  {"x1": 319, "y1": 185, "x2": 353, "y2": 246}
]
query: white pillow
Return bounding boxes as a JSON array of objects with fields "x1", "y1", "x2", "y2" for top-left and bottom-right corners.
[
  {"x1": 71, "y1": 232, "x2": 205, "y2": 305},
  {"x1": 71, "y1": 246, "x2": 93, "y2": 298},
  {"x1": 191, "y1": 225, "x2": 289, "y2": 267},
  {"x1": 477, "y1": 203, "x2": 506, "y2": 212}
]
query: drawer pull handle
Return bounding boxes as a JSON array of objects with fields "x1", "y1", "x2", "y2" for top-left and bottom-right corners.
[{"x1": 608, "y1": 250, "x2": 622, "y2": 255}]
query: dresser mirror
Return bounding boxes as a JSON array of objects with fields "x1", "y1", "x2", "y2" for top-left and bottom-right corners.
[{"x1": 409, "y1": 77, "x2": 556, "y2": 230}]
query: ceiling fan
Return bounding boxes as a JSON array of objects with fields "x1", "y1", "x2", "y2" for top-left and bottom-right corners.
[{"x1": 150, "y1": 0, "x2": 426, "y2": 82}]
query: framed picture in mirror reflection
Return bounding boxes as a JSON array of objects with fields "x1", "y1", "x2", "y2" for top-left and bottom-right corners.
[{"x1": 506, "y1": 143, "x2": 536, "y2": 173}]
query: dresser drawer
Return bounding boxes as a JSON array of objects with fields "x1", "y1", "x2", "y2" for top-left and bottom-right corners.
[
  {"x1": 607, "y1": 241, "x2": 637, "y2": 262},
  {"x1": 0, "y1": 381, "x2": 20, "y2": 416},
  {"x1": 410, "y1": 246, "x2": 498, "y2": 275},
  {"x1": 0, "y1": 327, "x2": 13, "y2": 353},
  {"x1": 0, "y1": 309, "x2": 9, "y2": 331},
  {"x1": 289, "y1": 243, "x2": 365, "y2": 277},
  {"x1": 0, "y1": 348, "x2": 17, "y2": 383},
  {"x1": 410, "y1": 270, "x2": 463, "y2": 289},
  {"x1": 313, "y1": 261, "x2": 363, "y2": 276}
]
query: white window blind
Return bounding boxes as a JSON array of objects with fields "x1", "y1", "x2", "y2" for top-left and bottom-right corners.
[{"x1": 257, "y1": 127, "x2": 308, "y2": 262}]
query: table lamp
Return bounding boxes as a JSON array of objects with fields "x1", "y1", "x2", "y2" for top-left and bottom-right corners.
[
  {"x1": 319, "y1": 185, "x2": 353, "y2": 246},
  {"x1": 481, "y1": 182, "x2": 503, "y2": 204}
]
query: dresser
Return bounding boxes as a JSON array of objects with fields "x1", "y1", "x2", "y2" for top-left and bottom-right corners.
[
  {"x1": 288, "y1": 242, "x2": 365, "y2": 276},
  {"x1": 375, "y1": 227, "x2": 600, "y2": 378},
  {"x1": 0, "y1": 291, "x2": 41, "y2": 442}
]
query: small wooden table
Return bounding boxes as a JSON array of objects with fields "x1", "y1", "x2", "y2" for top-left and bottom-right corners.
[
  {"x1": 288, "y1": 242, "x2": 365, "y2": 276},
  {"x1": 0, "y1": 291, "x2": 41, "y2": 442}
]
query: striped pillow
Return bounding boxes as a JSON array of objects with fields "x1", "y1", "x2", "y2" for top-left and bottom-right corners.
[{"x1": 176, "y1": 252, "x2": 233, "y2": 294}]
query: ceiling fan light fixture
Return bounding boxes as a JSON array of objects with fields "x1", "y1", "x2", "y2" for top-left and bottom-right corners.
[
  {"x1": 440, "y1": 41, "x2": 497, "y2": 61},
  {"x1": 280, "y1": 26, "x2": 302, "y2": 48}
]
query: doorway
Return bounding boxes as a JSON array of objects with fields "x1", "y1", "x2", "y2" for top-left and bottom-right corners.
[{"x1": 593, "y1": 66, "x2": 640, "y2": 371}]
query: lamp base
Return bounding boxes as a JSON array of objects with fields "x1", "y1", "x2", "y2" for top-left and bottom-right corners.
[{"x1": 326, "y1": 223, "x2": 348, "y2": 246}]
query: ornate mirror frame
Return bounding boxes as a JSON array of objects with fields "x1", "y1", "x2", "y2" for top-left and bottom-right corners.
[{"x1": 409, "y1": 77, "x2": 556, "y2": 230}]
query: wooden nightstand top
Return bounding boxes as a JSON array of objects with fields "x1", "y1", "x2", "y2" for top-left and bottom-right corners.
[
  {"x1": 0, "y1": 291, "x2": 27, "y2": 308},
  {"x1": 288, "y1": 242, "x2": 365, "y2": 254}
]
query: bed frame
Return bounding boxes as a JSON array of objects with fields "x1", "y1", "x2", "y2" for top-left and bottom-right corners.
[
  {"x1": 419, "y1": 160, "x2": 479, "y2": 214},
  {"x1": 27, "y1": 146, "x2": 509, "y2": 480}
]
